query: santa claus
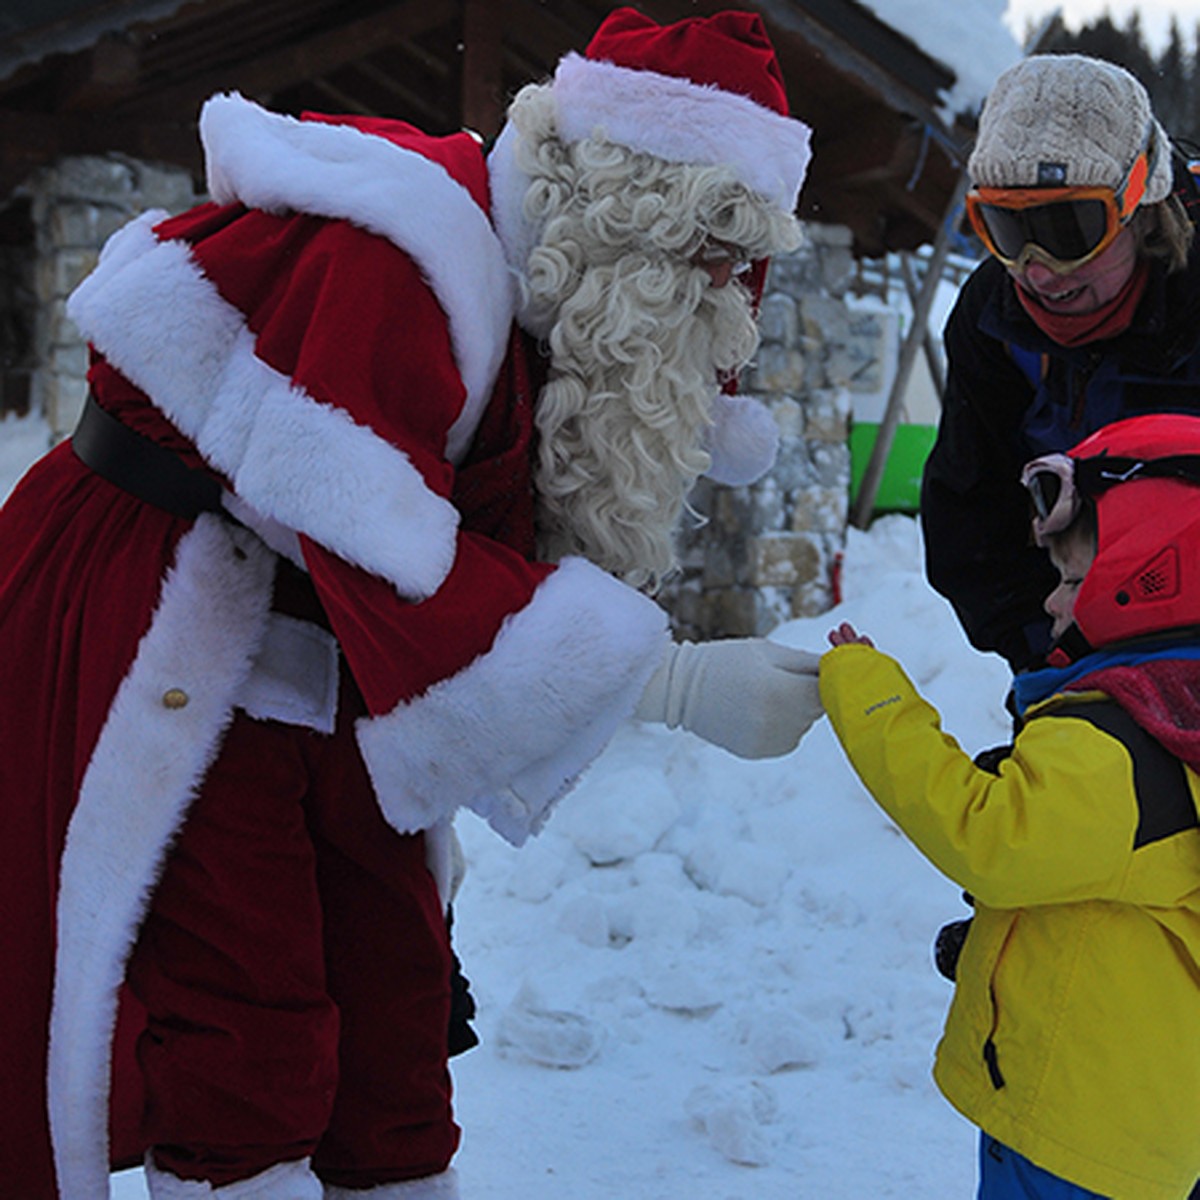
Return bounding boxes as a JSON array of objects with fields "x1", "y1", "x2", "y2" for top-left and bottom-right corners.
[{"x1": 0, "y1": 8, "x2": 817, "y2": 1199}]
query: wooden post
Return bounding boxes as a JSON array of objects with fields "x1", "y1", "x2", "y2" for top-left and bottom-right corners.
[
  {"x1": 850, "y1": 171, "x2": 969, "y2": 529},
  {"x1": 898, "y1": 250, "x2": 946, "y2": 397}
]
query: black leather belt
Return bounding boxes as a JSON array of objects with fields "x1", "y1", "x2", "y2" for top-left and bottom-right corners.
[{"x1": 71, "y1": 392, "x2": 224, "y2": 519}]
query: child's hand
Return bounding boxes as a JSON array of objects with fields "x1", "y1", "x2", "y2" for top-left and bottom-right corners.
[{"x1": 827, "y1": 621, "x2": 874, "y2": 648}]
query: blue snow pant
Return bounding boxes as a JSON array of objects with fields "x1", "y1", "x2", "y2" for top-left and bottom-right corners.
[{"x1": 977, "y1": 1134, "x2": 1107, "y2": 1199}]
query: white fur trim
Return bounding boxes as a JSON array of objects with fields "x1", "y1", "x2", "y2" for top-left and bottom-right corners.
[
  {"x1": 325, "y1": 1167, "x2": 460, "y2": 1198},
  {"x1": 356, "y1": 557, "x2": 670, "y2": 845},
  {"x1": 237, "y1": 613, "x2": 339, "y2": 734},
  {"x1": 704, "y1": 394, "x2": 780, "y2": 486},
  {"x1": 486, "y1": 122, "x2": 538, "y2": 286},
  {"x1": 49, "y1": 518, "x2": 276, "y2": 1200},
  {"x1": 145, "y1": 1155, "x2": 323, "y2": 1199},
  {"x1": 423, "y1": 817, "x2": 456, "y2": 909},
  {"x1": 67, "y1": 214, "x2": 459, "y2": 602},
  {"x1": 200, "y1": 93, "x2": 515, "y2": 463},
  {"x1": 222, "y1": 494, "x2": 305, "y2": 568},
  {"x1": 553, "y1": 53, "x2": 811, "y2": 212}
]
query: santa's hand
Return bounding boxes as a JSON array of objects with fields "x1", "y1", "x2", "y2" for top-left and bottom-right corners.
[{"x1": 635, "y1": 639, "x2": 823, "y2": 759}]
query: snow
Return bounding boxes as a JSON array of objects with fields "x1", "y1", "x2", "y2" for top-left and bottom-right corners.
[
  {"x1": 0, "y1": 411, "x2": 52, "y2": 504},
  {"x1": 57, "y1": 512, "x2": 1011, "y2": 1199},
  {"x1": 861, "y1": 0, "x2": 1022, "y2": 118},
  {"x1": 443, "y1": 515, "x2": 1011, "y2": 1200}
]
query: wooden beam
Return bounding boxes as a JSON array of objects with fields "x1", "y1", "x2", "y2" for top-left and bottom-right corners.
[
  {"x1": 113, "y1": 0, "x2": 458, "y2": 117},
  {"x1": 753, "y1": 0, "x2": 954, "y2": 120},
  {"x1": 0, "y1": 109, "x2": 202, "y2": 195},
  {"x1": 309, "y1": 76, "x2": 375, "y2": 117},
  {"x1": 58, "y1": 33, "x2": 141, "y2": 111},
  {"x1": 348, "y1": 59, "x2": 448, "y2": 125},
  {"x1": 504, "y1": 0, "x2": 591, "y2": 66},
  {"x1": 461, "y1": 0, "x2": 505, "y2": 136},
  {"x1": 806, "y1": 120, "x2": 909, "y2": 189}
]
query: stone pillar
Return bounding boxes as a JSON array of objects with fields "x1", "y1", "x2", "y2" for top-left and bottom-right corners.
[
  {"x1": 26, "y1": 154, "x2": 200, "y2": 439},
  {"x1": 663, "y1": 222, "x2": 887, "y2": 639}
]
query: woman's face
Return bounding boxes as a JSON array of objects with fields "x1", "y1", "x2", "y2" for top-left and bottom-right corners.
[
  {"x1": 1044, "y1": 530, "x2": 1098, "y2": 640},
  {"x1": 1009, "y1": 226, "x2": 1138, "y2": 315}
]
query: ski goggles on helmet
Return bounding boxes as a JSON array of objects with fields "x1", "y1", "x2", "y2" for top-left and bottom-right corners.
[
  {"x1": 1022, "y1": 450, "x2": 1200, "y2": 543},
  {"x1": 966, "y1": 125, "x2": 1157, "y2": 272}
]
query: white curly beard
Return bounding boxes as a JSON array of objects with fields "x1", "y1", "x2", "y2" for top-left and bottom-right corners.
[{"x1": 532, "y1": 256, "x2": 760, "y2": 591}]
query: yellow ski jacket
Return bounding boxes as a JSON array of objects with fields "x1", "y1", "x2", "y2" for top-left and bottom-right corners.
[{"x1": 821, "y1": 643, "x2": 1200, "y2": 1200}]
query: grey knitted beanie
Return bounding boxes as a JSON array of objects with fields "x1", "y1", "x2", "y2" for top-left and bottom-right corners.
[{"x1": 969, "y1": 54, "x2": 1172, "y2": 205}]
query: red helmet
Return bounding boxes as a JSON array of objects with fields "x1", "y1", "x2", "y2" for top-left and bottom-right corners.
[{"x1": 1044, "y1": 413, "x2": 1200, "y2": 648}]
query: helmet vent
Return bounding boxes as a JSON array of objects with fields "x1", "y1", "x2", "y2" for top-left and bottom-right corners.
[{"x1": 1130, "y1": 547, "x2": 1180, "y2": 600}]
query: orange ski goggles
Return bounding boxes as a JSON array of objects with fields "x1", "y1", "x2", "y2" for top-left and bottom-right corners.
[{"x1": 966, "y1": 135, "x2": 1155, "y2": 272}]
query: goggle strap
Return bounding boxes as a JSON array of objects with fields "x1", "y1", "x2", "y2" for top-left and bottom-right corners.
[{"x1": 1076, "y1": 454, "x2": 1200, "y2": 495}]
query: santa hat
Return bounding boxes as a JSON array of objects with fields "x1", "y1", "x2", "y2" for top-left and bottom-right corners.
[
  {"x1": 489, "y1": 7, "x2": 811, "y2": 487},
  {"x1": 491, "y1": 8, "x2": 810, "y2": 250}
]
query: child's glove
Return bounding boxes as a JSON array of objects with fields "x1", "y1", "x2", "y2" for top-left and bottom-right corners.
[{"x1": 635, "y1": 638, "x2": 822, "y2": 759}]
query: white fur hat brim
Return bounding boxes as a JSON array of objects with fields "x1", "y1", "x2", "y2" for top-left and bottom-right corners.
[{"x1": 552, "y1": 51, "x2": 811, "y2": 213}]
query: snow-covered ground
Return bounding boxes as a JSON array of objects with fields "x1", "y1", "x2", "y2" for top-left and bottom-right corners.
[
  {"x1": 442, "y1": 514, "x2": 1012, "y2": 1200},
  {"x1": 0, "y1": 413, "x2": 1015, "y2": 1198},
  {"x1": 0, "y1": 411, "x2": 52, "y2": 503}
]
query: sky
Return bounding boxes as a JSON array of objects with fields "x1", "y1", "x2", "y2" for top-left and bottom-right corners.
[{"x1": 0, "y1": 414, "x2": 1009, "y2": 1198}]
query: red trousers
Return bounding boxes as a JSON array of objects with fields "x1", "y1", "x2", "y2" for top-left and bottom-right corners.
[{"x1": 125, "y1": 687, "x2": 459, "y2": 1189}]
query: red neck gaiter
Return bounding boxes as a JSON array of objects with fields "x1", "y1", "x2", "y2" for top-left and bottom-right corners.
[
  {"x1": 1016, "y1": 259, "x2": 1150, "y2": 348},
  {"x1": 1066, "y1": 657, "x2": 1200, "y2": 774}
]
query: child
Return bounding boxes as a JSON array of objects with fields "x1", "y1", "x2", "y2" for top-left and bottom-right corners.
[{"x1": 821, "y1": 412, "x2": 1200, "y2": 1200}]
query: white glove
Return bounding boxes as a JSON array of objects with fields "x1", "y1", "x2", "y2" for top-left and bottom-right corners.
[{"x1": 635, "y1": 638, "x2": 823, "y2": 759}]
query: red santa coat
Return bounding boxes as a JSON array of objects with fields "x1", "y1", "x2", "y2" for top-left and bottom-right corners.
[{"x1": 0, "y1": 94, "x2": 669, "y2": 1198}]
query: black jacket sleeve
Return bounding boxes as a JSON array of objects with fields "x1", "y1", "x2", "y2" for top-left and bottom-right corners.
[{"x1": 920, "y1": 260, "x2": 1058, "y2": 671}]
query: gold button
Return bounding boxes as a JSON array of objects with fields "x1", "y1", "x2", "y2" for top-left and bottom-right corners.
[{"x1": 162, "y1": 688, "x2": 190, "y2": 709}]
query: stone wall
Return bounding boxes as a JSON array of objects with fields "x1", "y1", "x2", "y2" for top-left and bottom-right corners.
[
  {"x1": 25, "y1": 154, "x2": 200, "y2": 439},
  {"x1": 662, "y1": 223, "x2": 893, "y2": 639}
]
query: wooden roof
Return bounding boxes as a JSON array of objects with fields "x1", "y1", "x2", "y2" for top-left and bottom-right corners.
[{"x1": 0, "y1": 0, "x2": 974, "y2": 256}]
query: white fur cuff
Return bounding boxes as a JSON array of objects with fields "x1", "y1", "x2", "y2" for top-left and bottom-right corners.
[
  {"x1": 145, "y1": 1156, "x2": 323, "y2": 1199},
  {"x1": 356, "y1": 557, "x2": 670, "y2": 845},
  {"x1": 324, "y1": 1167, "x2": 460, "y2": 1199}
]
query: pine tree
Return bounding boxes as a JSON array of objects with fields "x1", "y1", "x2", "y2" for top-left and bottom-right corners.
[{"x1": 1156, "y1": 21, "x2": 1190, "y2": 146}]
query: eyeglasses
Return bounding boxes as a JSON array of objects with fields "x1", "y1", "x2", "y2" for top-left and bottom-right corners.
[
  {"x1": 966, "y1": 125, "x2": 1157, "y2": 272},
  {"x1": 1022, "y1": 450, "x2": 1200, "y2": 543}
]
